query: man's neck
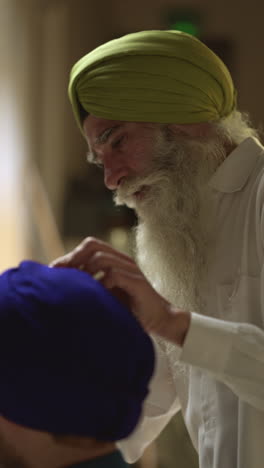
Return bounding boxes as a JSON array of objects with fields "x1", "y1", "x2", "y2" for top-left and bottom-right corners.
[
  {"x1": 65, "y1": 450, "x2": 126, "y2": 468},
  {"x1": 27, "y1": 441, "x2": 116, "y2": 468}
]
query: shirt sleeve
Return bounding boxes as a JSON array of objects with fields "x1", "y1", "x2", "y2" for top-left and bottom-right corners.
[
  {"x1": 180, "y1": 193, "x2": 264, "y2": 411},
  {"x1": 118, "y1": 338, "x2": 180, "y2": 463}
]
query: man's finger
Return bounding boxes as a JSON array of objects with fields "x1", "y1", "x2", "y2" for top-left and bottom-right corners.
[
  {"x1": 88, "y1": 251, "x2": 139, "y2": 276},
  {"x1": 51, "y1": 236, "x2": 134, "y2": 268}
]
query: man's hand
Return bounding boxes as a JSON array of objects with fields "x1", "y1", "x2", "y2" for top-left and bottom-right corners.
[{"x1": 51, "y1": 237, "x2": 190, "y2": 346}]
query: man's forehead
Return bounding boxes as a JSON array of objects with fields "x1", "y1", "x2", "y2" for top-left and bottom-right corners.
[
  {"x1": 83, "y1": 115, "x2": 161, "y2": 140},
  {"x1": 83, "y1": 115, "x2": 125, "y2": 136}
]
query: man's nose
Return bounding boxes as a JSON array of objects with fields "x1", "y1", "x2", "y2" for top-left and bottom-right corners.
[{"x1": 103, "y1": 155, "x2": 128, "y2": 190}]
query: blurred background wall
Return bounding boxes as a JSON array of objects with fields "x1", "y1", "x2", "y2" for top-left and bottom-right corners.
[{"x1": 1, "y1": 0, "x2": 264, "y2": 466}]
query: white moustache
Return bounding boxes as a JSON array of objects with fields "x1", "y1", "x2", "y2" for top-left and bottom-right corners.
[{"x1": 114, "y1": 170, "x2": 171, "y2": 206}]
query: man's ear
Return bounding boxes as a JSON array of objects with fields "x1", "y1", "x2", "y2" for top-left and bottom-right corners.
[{"x1": 168, "y1": 122, "x2": 213, "y2": 138}]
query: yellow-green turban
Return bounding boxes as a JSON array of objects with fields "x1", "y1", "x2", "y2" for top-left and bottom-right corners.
[{"x1": 68, "y1": 30, "x2": 237, "y2": 134}]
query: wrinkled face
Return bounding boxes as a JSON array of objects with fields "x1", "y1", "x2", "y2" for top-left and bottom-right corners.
[
  {"x1": 83, "y1": 115, "x2": 218, "y2": 213},
  {"x1": 83, "y1": 115, "x2": 163, "y2": 196},
  {"x1": 83, "y1": 114, "x2": 227, "y2": 309},
  {"x1": 83, "y1": 115, "x2": 200, "y2": 223}
]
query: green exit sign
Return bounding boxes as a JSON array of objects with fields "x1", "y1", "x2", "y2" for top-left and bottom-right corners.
[{"x1": 166, "y1": 10, "x2": 201, "y2": 37}]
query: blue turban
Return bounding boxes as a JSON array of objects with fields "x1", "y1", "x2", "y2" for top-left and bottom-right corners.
[{"x1": 0, "y1": 261, "x2": 155, "y2": 440}]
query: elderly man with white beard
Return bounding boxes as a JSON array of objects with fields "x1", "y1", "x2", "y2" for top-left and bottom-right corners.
[{"x1": 52, "y1": 31, "x2": 264, "y2": 468}]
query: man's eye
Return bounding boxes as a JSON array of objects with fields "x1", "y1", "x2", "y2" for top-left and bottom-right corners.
[{"x1": 112, "y1": 135, "x2": 125, "y2": 149}]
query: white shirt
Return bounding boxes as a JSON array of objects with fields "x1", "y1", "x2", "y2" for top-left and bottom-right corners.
[{"x1": 118, "y1": 137, "x2": 264, "y2": 468}]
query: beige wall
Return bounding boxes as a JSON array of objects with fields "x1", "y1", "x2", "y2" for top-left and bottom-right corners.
[{"x1": 0, "y1": 0, "x2": 40, "y2": 269}]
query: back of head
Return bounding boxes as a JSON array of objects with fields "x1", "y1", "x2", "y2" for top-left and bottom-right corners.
[
  {"x1": 68, "y1": 30, "x2": 236, "y2": 134},
  {"x1": 0, "y1": 261, "x2": 155, "y2": 441}
]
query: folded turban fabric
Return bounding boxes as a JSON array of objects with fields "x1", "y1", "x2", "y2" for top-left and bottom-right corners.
[
  {"x1": 68, "y1": 30, "x2": 237, "y2": 134},
  {"x1": 0, "y1": 261, "x2": 155, "y2": 440}
]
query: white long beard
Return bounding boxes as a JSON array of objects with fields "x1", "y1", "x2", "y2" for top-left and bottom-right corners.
[{"x1": 115, "y1": 130, "x2": 226, "y2": 312}]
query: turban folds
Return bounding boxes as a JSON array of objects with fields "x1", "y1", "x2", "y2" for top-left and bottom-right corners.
[
  {"x1": 68, "y1": 30, "x2": 236, "y2": 134},
  {"x1": 0, "y1": 261, "x2": 155, "y2": 440}
]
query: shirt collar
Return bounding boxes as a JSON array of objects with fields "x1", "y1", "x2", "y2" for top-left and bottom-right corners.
[{"x1": 208, "y1": 137, "x2": 264, "y2": 193}]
